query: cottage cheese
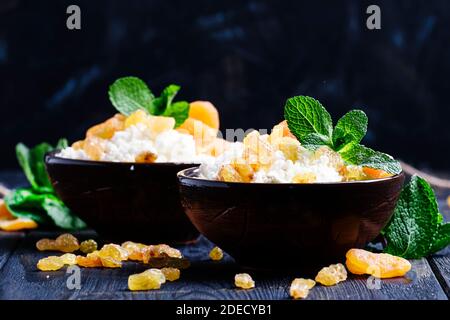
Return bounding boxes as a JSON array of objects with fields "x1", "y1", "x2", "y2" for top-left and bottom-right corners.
[{"x1": 58, "y1": 123, "x2": 211, "y2": 163}]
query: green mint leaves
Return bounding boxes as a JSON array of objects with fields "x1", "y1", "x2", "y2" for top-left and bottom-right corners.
[
  {"x1": 108, "y1": 76, "x2": 189, "y2": 127},
  {"x1": 284, "y1": 95, "x2": 401, "y2": 174},
  {"x1": 383, "y1": 175, "x2": 450, "y2": 258},
  {"x1": 5, "y1": 141, "x2": 86, "y2": 230}
]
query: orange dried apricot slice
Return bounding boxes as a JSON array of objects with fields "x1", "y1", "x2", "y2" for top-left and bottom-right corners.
[
  {"x1": 362, "y1": 167, "x2": 393, "y2": 179},
  {"x1": 188, "y1": 101, "x2": 220, "y2": 130},
  {"x1": 345, "y1": 249, "x2": 411, "y2": 278},
  {"x1": 0, "y1": 199, "x2": 14, "y2": 220},
  {"x1": 87, "y1": 114, "x2": 125, "y2": 139},
  {"x1": 177, "y1": 118, "x2": 217, "y2": 148},
  {"x1": 0, "y1": 218, "x2": 38, "y2": 231}
]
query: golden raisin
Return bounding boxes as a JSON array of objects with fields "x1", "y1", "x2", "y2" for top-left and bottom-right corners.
[
  {"x1": 97, "y1": 244, "x2": 128, "y2": 268},
  {"x1": 161, "y1": 267, "x2": 180, "y2": 281},
  {"x1": 315, "y1": 263, "x2": 347, "y2": 286},
  {"x1": 37, "y1": 256, "x2": 65, "y2": 271},
  {"x1": 36, "y1": 234, "x2": 80, "y2": 253},
  {"x1": 60, "y1": 253, "x2": 77, "y2": 265},
  {"x1": 76, "y1": 251, "x2": 103, "y2": 268},
  {"x1": 142, "y1": 244, "x2": 182, "y2": 263},
  {"x1": 289, "y1": 278, "x2": 316, "y2": 299},
  {"x1": 79, "y1": 239, "x2": 98, "y2": 254},
  {"x1": 135, "y1": 151, "x2": 157, "y2": 163},
  {"x1": 121, "y1": 241, "x2": 147, "y2": 261},
  {"x1": 209, "y1": 246, "x2": 224, "y2": 261},
  {"x1": 234, "y1": 273, "x2": 255, "y2": 289},
  {"x1": 128, "y1": 269, "x2": 166, "y2": 291},
  {"x1": 345, "y1": 249, "x2": 411, "y2": 278}
]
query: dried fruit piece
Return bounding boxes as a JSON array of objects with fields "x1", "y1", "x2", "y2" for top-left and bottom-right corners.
[
  {"x1": 292, "y1": 172, "x2": 317, "y2": 184},
  {"x1": 315, "y1": 263, "x2": 347, "y2": 286},
  {"x1": 87, "y1": 114, "x2": 125, "y2": 139},
  {"x1": 142, "y1": 244, "x2": 182, "y2": 263},
  {"x1": 36, "y1": 233, "x2": 80, "y2": 253},
  {"x1": 0, "y1": 199, "x2": 14, "y2": 220},
  {"x1": 362, "y1": 167, "x2": 393, "y2": 179},
  {"x1": 135, "y1": 151, "x2": 157, "y2": 163},
  {"x1": 234, "y1": 273, "x2": 255, "y2": 289},
  {"x1": 277, "y1": 137, "x2": 302, "y2": 161},
  {"x1": 72, "y1": 140, "x2": 85, "y2": 150},
  {"x1": 218, "y1": 165, "x2": 244, "y2": 182},
  {"x1": 124, "y1": 109, "x2": 152, "y2": 129},
  {"x1": 83, "y1": 137, "x2": 104, "y2": 161},
  {"x1": 121, "y1": 241, "x2": 148, "y2": 261},
  {"x1": 128, "y1": 269, "x2": 166, "y2": 291},
  {"x1": 188, "y1": 101, "x2": 220, "y2": 130},
  {"x1": 341, "y1": 165, "x2": 367, "y2": 181},
  {"x1": 345, "y1": 249, "x2": 411, "y2": 278},
  {"x1": 37, "y1": 256, "x2": 65, "y2": 271},
  {"x1": 60, "y1": 253, "x2": 77, "y2": 265},
  {"x1": 277, "y1": 120, "x2": 296, "y2": 139},
  {"x1": 289, "y1": 278, "x2": 316, "y2": 299},
  {"x1": 98, "y1": 244, "x2": 128, "y2": 268},
  {"x1": 148, "y1": 116, "x2": 176, "y2": 137},
  {"x1": 177, "y1": 118, "x2": 217, "y2": 149},
  {"x1": 76, "y1": 251, "x2": 103, "y2": 268},
  {"x1": 161, "y1": 267, "x2": 180, "y2": 281},
  {"x1": 209, "y1": 246, "x2": 224, "y2": 261},
  {"x1": 230, "y1": 162, "x2": 254, "y2": 182},
  {"x1": 243, "y1": 131, "x2": 274, "y2": 168},
  {"x1": 79, "y1": 239, "x2": 98, "y2": 254},
  {"x1": 0, "y1": 218, "x2": 38, "y2": 231}
]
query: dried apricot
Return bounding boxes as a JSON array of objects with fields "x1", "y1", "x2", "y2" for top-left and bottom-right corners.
[
  {"x1": 177, "y1": 118, "x2": 217, "y2": 149},
  {"x1": 188, "y1": 101, "x2": 220, "y2": 130},
  {"x1": 83, "y1": 137, "x2": 104, "y2": 161},
  {"x1": 161, "y1": 267, "x2": 180, "y2": 281},
  {"x1": 128, "y1": 269, "x2": 166, "y2": 291},
  {"x1": 315, "y1": 263, "x2": 347, "y2": 286},
  {"x1": 234, "y1": 273, "x2": 255, "y2": 289},
  {"x1": 87, "y1": 114, "x2": 125, "y2": 139},
  {"x1": 79, "y1": 239, "x2": 98, "y2": 254},
  {"x1": 0, "y1": 218, "x2": 37, "y2": 231},
  {"x1": 362, "y1": 167, "x2": 393, "y2": 179},
  {"x1": 209, "y1": 246, "x2": 224, "y2": 261},
  {"x1": 0, "y1": 199, "x2": 14, "y2": 220},
  {"x1": 37, "y1": 256, "x2": 65, "y2": 271},
  {"x1": 345, "y1": 249, "x2": 411, "y2": 278},
  {"x1": 289, "y1": 278, "x2": 316, "y2": 299},
  {"x1": 148, "y1": 116, "x2": 176, "y2": 138}
]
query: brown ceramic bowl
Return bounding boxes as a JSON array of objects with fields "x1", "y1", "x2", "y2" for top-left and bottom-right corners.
[
  {"x1": 178, "y1": 167, "x2": 405, "y2": 269},
  {"x1": 45, "y1": 152, "x2": 199, "y2": 243}
]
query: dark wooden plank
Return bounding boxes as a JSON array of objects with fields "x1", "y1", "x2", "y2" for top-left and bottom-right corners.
[
  {"x1": 428, "y1": 195, "x2": 450, "y2": 298},
  {"x1": 0, "y1": 231, "x2": 447, "y2": 300}
]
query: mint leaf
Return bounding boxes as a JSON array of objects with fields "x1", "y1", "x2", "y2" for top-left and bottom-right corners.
[
  {"x1": 163, "y1": 101, "x2": 190, "y2": 128},
  {"x1": 5, "y1": 188, "x2": 86, "y2": 230},
  {"x1": 333, "y1": 110, "x2": 368, "y2": 149},
  {"x1": 16, "y1": 142, "x2": 54, "y2": 190},
  {"x1": 150, "y1": 84, "x2": 181, "y2": 115},
  {"x1": 383, "y1": 176, "x2": 441, "y2": 258},
  {"x1": 108, "y1": 77, "x2": 155, "y2": 116},
  {"x1": 338, "y1": 143, "x2": 401, "y2": 174},
  {"x1": 430, "y1": 223, "x2": 450, "y2": 253},
  {"x1": 284, "y1": 96, "x2": 333, "y2": 146},
  {"x1": 56, "y1": 138, "x2": 69, "y2": 149}
]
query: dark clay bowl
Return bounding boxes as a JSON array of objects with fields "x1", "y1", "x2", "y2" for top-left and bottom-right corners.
[
  {"x1": 178, "y1": 167, "x2": 405, "y2": 269},
  {"x1": 45, "y1": 152, "x2": 199, "y2": 243}
]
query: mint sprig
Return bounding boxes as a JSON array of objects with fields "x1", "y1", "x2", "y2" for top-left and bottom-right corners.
[
  {"x1": 108, "y1": 77, "x2": 189, "y2": 127},
  {"x1": 383, "y1": 175, "x2": 450, "y2": 258},
  {"x1": 5, "y1": 141, "x2": 86, "y2": 230},
  {"x1": 284, "y1": 95, "x2": 401, "y2": 174}
]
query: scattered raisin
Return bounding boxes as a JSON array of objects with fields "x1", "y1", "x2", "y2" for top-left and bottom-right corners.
[
  {"x1": 36, "y1": 234, "x2": 80, "y2": 253},
  {"x1": 37, "y1": 256, "x2": 65, "y2": 271},
  {"x1": 209, "y1": 246, "x2": 223, "y2": 261},
  {"x1": 161, "y1": 267, "x2": 180, "y2": 281},
  {"x1": 234, "y1": 273, "x2": 255, "y2": 289},
  {"x1": 128, "y1": 269, "x2": 166, "y2": 291},
  {"x1": 315, "y1": 263, "x2": 347, "y2": 286},
  {"x1": 79, "y1": 239, "x2": 98, "y2": 254},
  {"x1": 289, "y1": 278, "x2": 315, "y2": 299}
]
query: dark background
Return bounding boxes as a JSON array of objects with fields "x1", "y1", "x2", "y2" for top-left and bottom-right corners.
[{"x1": 0, "y1": 0, "x2": 449, "y2": 170}]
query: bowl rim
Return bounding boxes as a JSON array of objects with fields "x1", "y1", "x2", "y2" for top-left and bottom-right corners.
[
  {"x1": 45, "y1": 150, "x2": 201, "y2": 168},
  {"x1": 177, "y1": 166, "x2": 405, "y2": 186}
]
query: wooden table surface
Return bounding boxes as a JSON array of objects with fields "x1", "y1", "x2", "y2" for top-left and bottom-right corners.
[{"x1": 1, "y1": 171, "x2": 449, "y2": 300}]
